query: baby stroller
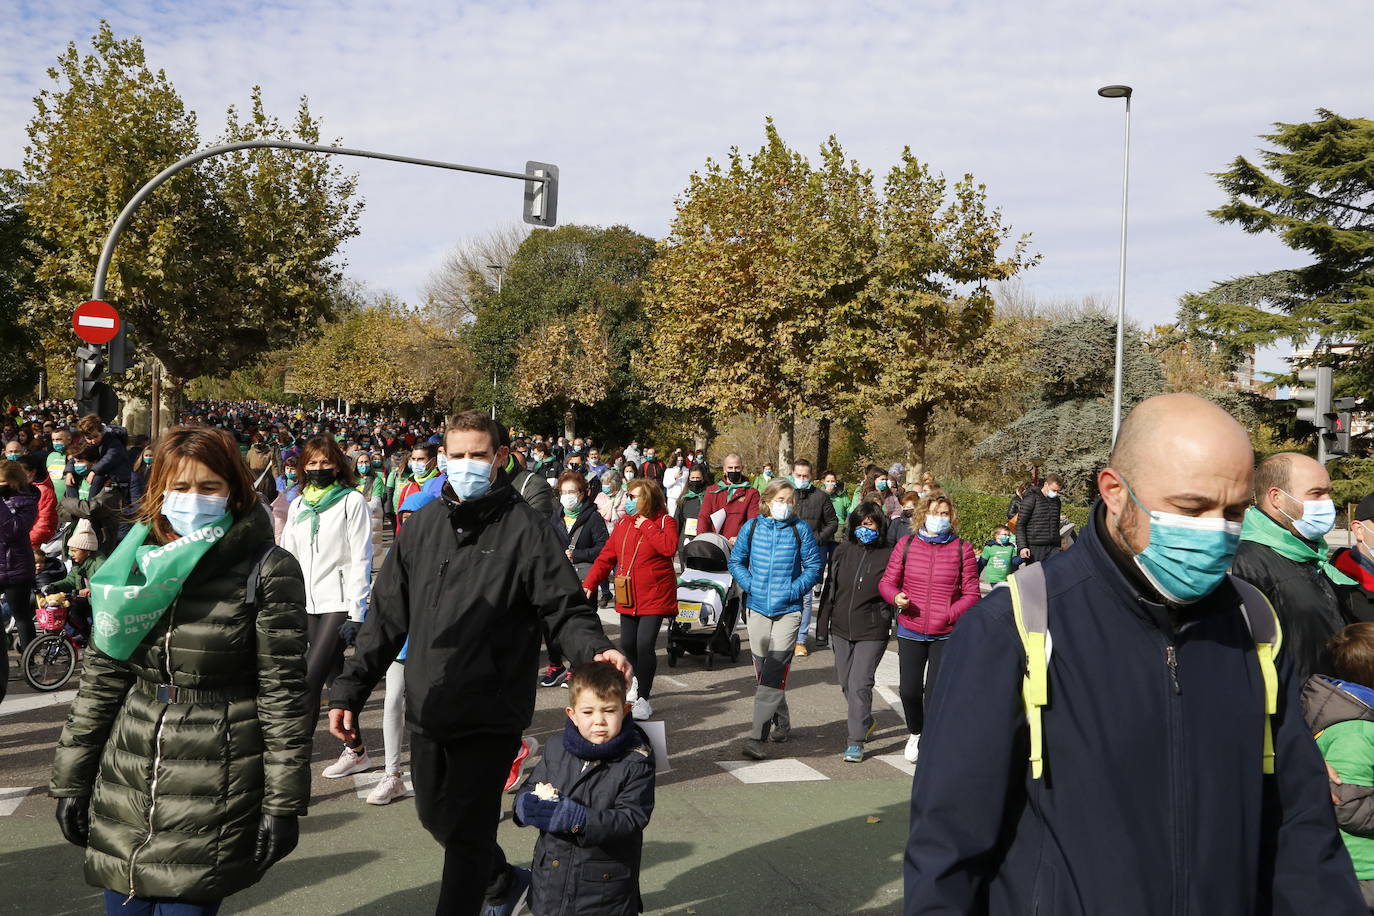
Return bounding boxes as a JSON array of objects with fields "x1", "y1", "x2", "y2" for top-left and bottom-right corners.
[{"x1": 666, "y1": 533, "x2": 742, "y2": 670}]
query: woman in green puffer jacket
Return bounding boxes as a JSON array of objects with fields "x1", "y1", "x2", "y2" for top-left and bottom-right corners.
[{"x1": 49, "y1": 426, "x2": 310, "y2": 913}]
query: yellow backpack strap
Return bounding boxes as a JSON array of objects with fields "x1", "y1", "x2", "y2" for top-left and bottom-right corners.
[
  {"x1": 1008, "y1": 563, "x2": 1050, "y2": 779},
  {"x1": 1230, "y1": 575, "x2": 1283, "y2": 775}
]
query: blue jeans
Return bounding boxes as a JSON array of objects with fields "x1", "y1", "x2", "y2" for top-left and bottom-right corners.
[
  {"x1": 798, "y1": 589, "x2": 814, "y2": 646},
  {"x1": 104, "y1": 891, "x2": 222, "y2": 916}
]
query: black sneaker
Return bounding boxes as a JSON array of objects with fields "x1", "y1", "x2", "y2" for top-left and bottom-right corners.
[
  {"x1": 538, "y1": 665, "x2": 568, "y2": 688},
  {"x1": 742, "y1": 739, "x2": 767, "y2": 760},
  {"x1": 769, "y1": 713, "x2": 791, "y2": 743}
]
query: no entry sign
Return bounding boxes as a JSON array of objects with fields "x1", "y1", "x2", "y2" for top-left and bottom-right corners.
[{"x1": 72, "y1": 300, "x2": 121, "y2": 345}]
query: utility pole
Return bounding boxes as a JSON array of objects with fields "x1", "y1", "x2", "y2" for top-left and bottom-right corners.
[{"x1": 489, "y1": 264, "x2": 504, "y2": 421}]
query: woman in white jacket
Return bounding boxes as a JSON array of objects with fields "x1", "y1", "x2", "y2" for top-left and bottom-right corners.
[{"x1": 281, "y1": 435, "x2": 375, "y2": 779}]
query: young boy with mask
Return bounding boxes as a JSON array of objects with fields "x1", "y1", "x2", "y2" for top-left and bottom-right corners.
[
  {"x1": 978, "y1": 524, "x2": 1022, "y2": 590},
  {"x1": 512, "y1": 661, "x2": 656, "y2": 916}
]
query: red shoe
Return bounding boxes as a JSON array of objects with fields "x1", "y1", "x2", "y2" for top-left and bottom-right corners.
[{"x1": 505, "y1": 737, "x2": 540, "y2": 792}]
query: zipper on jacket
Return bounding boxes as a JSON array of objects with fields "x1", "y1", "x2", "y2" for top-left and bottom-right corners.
[
  {"x1": 1159, "y1": 632, "x2": 1187, "y2": 916},
  {"x1": 847, "y1": 549, "x2": 867, "y2": 638},
  {"x1": 128, "y1": 600, "x2": 178, "y2": 900},
  {"x1": 338, "y1": 568, "x2": 345, "y2": 603}
]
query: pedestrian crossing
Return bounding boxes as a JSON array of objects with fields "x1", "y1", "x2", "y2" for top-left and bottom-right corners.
[{"x1": 0, "y1": 786, "x2": 40, "y2": 816}]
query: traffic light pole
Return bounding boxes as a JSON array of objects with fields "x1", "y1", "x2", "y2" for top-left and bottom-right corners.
[{"x1": 90, "y1": 140, "x2": 556, "y2": 303}]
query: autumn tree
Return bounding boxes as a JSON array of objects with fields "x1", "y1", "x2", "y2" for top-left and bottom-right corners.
[
  {"x1": 640, "y1": 122, "x2": 877, "y2": 468},
  {"x1": 512, "y1": 310, "x2": 617, "y2": 437},
  {"x1": 421, "y1": 223, "x2": 529, "y2": 332},
  {"x1": 1183, "y1": 110, "x2": 1374, "y2": 391},
  {"x1": 643, "y1": 121, "x2": 1034, "y2": 478},
  {"x1": 467, "y1": 224, "x2": 656, "y2": 440},
  {"x1": 21, "y1": 23, "x2": 361, "y2": 408},
  {"x1": 0, "y1": 170, "x2": 40, "y2": 400}
]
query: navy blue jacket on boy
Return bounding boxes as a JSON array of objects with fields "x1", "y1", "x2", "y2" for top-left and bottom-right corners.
[
  {"x1": 903, "y1": 504, "x2": 1365, "y2": 916},
  {"x1": 516, "y1": 720, "x2": 656, "y2": 916}
]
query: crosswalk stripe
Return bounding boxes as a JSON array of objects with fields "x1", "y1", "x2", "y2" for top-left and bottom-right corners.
[
  {"x1": 0, "y1": 787, "x2": 40, "y2": 816},
  {"x1": 874, "y1": 754, "x2": 916, "y2": 776},
  {"x1": 0, "y1": 689, "x2": 79, "y2": 717},
  {"x1": 717, "y1": 758, "x2": 828, "y2": 784}
]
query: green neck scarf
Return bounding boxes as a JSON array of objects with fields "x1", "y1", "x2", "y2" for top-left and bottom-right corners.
[
  {"x1": 1239, "y1": 506, "x2": 1355, "y2": 586},
  {"x1": 297, "y1": 483, "x2": 350, "y2": 541},
  {"x1": 89, "y1": 512, "x2": 233, "y2": 660}
]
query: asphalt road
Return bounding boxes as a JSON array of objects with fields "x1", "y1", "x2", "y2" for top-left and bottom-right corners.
[{"x1": 2, "y1": 610, "x2": 914, "y2": 915}]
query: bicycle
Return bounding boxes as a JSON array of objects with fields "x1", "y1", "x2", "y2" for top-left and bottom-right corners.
[{"x1": 21, "y1": 592, "x2": 87, "y2": 691}]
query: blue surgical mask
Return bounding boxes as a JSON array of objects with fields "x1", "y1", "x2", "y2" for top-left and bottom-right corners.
[
  {"x1": 793, "y1": 476, "x2": 812, "y2": 490},
  {"x1": 995, "y1": 535, "x2": 1011, "y2": 546},
  {"x1": 448, "y1": 458, "x2": 493, "y2": 501},
  {"x1": 357, "y1": 463, "x2": 370, "y2": 475},
  {"x1": 285, "y1": 472, "x2": 297, "y2": 483},
  {"x1": 1122, "y1": 478, "x2": 1241, "y2": 605},
  {"x1": 924, "y1": 515, "x2": 951, "y2": 536},
  {"x1": 410, "y1": 461, "x2": 428, "y2": 477},
  {"x1": 52, "y1": 441, "x2": 67, "y2": 453},
  {"x1": 437, "y1": 454, "x2": 449, "y2": 474},
  {"x1": 601, "y1": 484, "x2": 613, "y2": 495},
  {"x1": 143, "y1": 454, "x2": 153, "y2": 466},
  {"x1": 624, "y1": 497, "x2": 638, "y2": 516},
  {"x1": 73, "y1": 463, "x2": 88, "y2": 475},
  {"x1": 855, "y1": 526, "x2": 880, "y2": 545},
  {"x1": 1279, "y1": 490, "x2": 1337, "y2": 541},
  {"x1": 877, "y1": 479, "x2": 890, "y2": 491},
  {"x1": 162, "y1": 490, "x2": 230, "y2": 538}
]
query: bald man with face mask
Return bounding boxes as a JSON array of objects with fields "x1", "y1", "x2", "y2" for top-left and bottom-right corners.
[{"x1": 904, "y1": 394, "x2": 1365, "y2": 916}]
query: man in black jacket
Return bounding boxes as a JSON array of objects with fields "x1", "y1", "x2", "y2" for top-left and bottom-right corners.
[
  {"x1": 329, "y1": 411, "x2": 629, "y2": 916},
  {"x1": 905, "y1": 394, "x2": 1364, "y2": 915},
  {"x1": 1016, "y1": 473, "x2": 1064, "y2": 564},
  {"x1": 791, "y1": 459, "x2": 839, "y2": 653},
  {"x1": 1233, "y1": 452, "x2": 1352, "y2": 685}
]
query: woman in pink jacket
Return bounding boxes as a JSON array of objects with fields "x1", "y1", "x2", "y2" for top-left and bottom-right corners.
[{"x1": 878, "y1": 493, "x2": 979, "y2": 764}]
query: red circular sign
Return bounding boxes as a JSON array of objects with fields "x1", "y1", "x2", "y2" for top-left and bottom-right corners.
[{"x1": 72, "y1": 300, "x2": 121, "y2": 344}]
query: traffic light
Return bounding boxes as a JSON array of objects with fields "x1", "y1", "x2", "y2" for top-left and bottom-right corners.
[
  {"x1": 75, "y1": 343, "x2": 119, "y2": 422},
  {"x1": 1292, "y1": 367, "x2": 1335, "y2": 464},
  {"x1": 108, "y1": 322, "x2": 130, "y2": 375},
  {"x1": 1332, "y1": 397, "x2": 1359, "y2": 457},
  {"x1": 523, "y1": 161, "x2": 559, "y2": 227}
]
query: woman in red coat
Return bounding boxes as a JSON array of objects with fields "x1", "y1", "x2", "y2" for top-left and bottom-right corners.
[
  {"x1": 584, "y1": 477, "x2": 679, "y2": 722},
  {"x1": 878, "y1": 493, "x2": 979, "y2": 764}
]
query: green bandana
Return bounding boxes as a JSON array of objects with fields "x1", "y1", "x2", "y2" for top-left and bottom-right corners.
[
  {"x1": 89, "y1": 513, "x2": 233, "y2": 660},
  {"x1": 297, "y1": 483, "x2": 351, "y2": 542},
  {"x1": 1239, "y1": 506, "x2": 1355, "y2": 586}
]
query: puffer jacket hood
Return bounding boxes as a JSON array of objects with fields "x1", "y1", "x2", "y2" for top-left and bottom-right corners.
[
  {"x1": 1304, "y1": 675, "x2": 1374, "y2": 734},
  {"x1": 50, "y1": 505, "x2": 310, "y2": 902},
  {"x1": 728, "y1": 514, "x2": 824, "y2": 618}
]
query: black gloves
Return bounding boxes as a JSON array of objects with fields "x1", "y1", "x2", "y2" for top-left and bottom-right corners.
[
  {"x1": 253, "y1": 813, "x2": 298, "y2": 868},
  {"x1": 337, "y1": 620, "x2": 360, "y2": 647},
  {"x1": 56, "y1": 796, "x2": 90, "y2": 848}
]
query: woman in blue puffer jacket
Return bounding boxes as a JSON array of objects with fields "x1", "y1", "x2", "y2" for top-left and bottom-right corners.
[{"x1": 729, "y1": 478, "x2": 824, "y2": 760}]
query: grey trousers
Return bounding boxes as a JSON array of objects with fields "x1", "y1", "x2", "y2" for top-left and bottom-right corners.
[
  {"x1": 832, "y1": 636, "x2": 888, "y2": 745},
  {"x1": 748, "y1": 611, "x2": 801, "y2": 741}
]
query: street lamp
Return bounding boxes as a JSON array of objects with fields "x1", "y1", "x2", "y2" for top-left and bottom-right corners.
[{"x1": 1098, "y1": 84, "x2": 1132, "y2": 444}]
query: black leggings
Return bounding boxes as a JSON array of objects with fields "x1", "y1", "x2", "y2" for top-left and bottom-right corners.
[
  {"x1": 3, "y1": 584, "x2": 37, "y2": 649},
  {"x1": 306, "y1": 612, "x2": 362, "y2": 748},
  {"x1": 897, "y1": 636, "x2": 947, "y2": 736},
  {"x1": 619, "y1": 615, "x2": 664, "y2": 699}
]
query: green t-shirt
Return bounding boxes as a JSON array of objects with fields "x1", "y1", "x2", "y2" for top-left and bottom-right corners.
[
  {"x1": 47, "y1": 450, "x2": 66, "y2": 486},
  {"x1": 1317, "y1": 719, "x2": 1374, "y2": 879},
  {"x1": 981, "y1": 543, "x2": 1018, "y2": 583}
]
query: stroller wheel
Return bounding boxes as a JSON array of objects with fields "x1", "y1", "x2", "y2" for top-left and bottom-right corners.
[{"x1": 729, "y1": 633, "x2": 742, "y2": 662}]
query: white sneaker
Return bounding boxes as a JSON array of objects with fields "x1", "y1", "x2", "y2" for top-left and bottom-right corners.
[
  {"x1": 631, "y1": 697, "x2": 653, "y2": 721},
  {"x1": 323, "y1": 745, "x2": 373, "y2": 778},
  {"x1": 366, "y1": 772, "x2": 409, "y2": 805},
  {"x1": 627, "y1": 676, "x2": 640, "y2": 703},
  {"x1": 903, "y1": 734, "x2": 921, "y2": 764}
]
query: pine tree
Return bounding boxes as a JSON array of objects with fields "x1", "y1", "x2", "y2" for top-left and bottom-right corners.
[{"x1": 1183, "y1": 110, "x2": 1374, "y2": 389}]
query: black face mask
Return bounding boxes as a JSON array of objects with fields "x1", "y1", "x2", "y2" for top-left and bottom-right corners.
[
  {"x1": 725, "y1": 471, "x2": 746, "y2": 485},
  {"x1": 687, "y1": 480, "x2": 706, "y2": 494},
  {"x1": 305, "y1": 468, "x2": 337, "y2": 488}
]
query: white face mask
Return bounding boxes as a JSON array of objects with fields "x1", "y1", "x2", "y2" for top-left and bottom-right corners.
[
  {"x1": 560, "y1": 493, "x2": 580, "y2": 511},
  {"x1": 771, "y1": 500, "x2": 792, "y2": 520}
]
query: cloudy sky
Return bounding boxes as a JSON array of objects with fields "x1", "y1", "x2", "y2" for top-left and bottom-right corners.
[{"x1": 4, "y1": 0, "x2": 1367, "y2": 373}]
